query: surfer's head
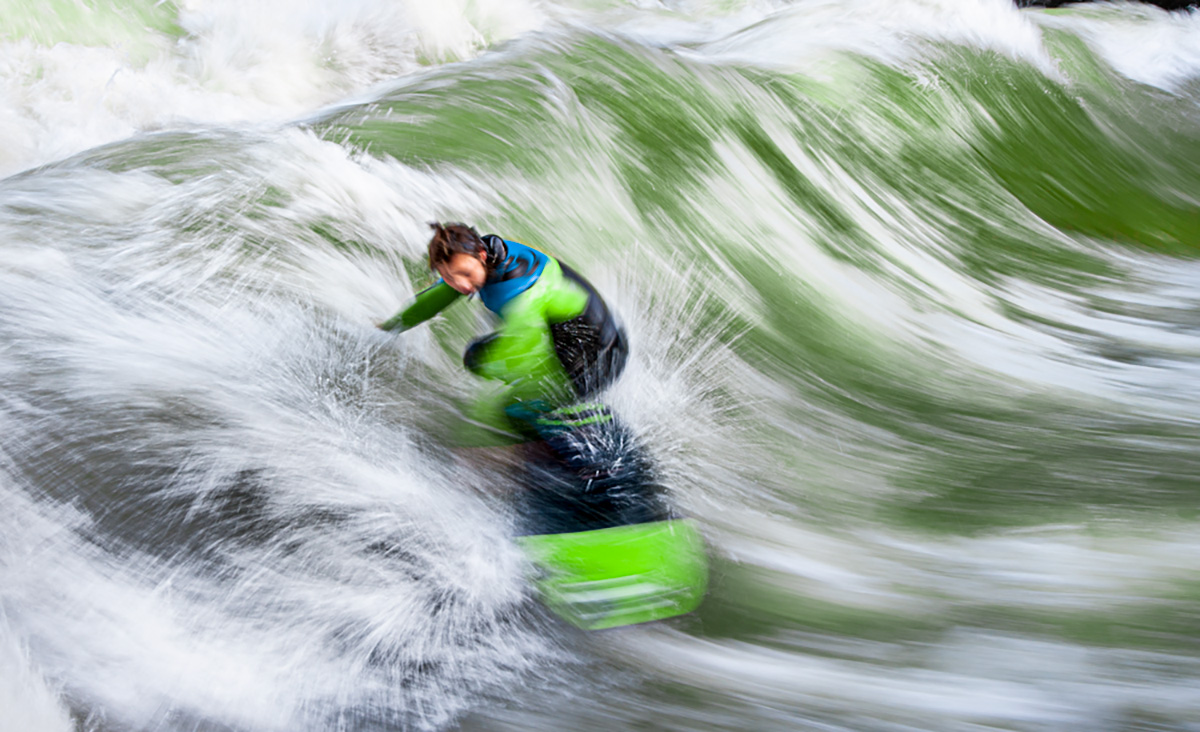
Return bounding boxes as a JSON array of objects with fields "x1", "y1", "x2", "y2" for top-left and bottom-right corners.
[{"x1": 428, "y1": 222, "x2": 488, "y2": 295}]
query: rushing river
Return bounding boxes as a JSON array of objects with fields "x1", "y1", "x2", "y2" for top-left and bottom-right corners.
[{"x1": 2, "y1": 1, "x2": 1199, "y2": 730}]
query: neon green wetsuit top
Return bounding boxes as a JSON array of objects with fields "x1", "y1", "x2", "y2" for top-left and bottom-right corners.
[{"x1": 381, "y1": 235, "x2": 627, "y2": 440}]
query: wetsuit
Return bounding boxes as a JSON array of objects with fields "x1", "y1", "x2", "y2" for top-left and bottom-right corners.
[
  {"x1": 382, "y1": 235, "x2": 669, "y2": 532},
  {"x1": 381, "y1": 235, "x2": 628, "y2": 439}
]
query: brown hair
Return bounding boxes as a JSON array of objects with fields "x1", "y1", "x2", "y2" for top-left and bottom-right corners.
[{"x1": 427, "y1": 222, "x2": 484, "y2": 269}]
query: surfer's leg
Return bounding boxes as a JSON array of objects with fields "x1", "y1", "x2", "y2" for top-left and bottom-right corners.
[
  {"x1": 514, "y1": 405, "x2": 670, "y2": 533},
  {"x1": 463, "y1": 333, "x2": 564, "y2": 440}
]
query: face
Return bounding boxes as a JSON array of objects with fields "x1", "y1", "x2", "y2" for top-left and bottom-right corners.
[{"x1": 436, "y1": 251, "x2": 489, "y2": 295}]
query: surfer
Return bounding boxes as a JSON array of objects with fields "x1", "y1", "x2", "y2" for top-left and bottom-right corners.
[
  {"x1": 379, "y1": 222, "x2": 627, "y2": 442},
  {"x1": 380, "y1": 225, "x2": 651, "y2": 520},
  {"x1": 380, "y1": 223, "x2": 668, "y2": 531},
  {"x1": 379, "y1": 224, "x2": 702, "y2": 629}
]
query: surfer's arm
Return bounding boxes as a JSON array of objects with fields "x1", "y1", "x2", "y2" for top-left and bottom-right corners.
[
  {"x1": 378, "y1": 280, "x2": 462, "y2": 333},
  {"x1": 471, "y1": 292, "x2": 576, "y2": 407},
  {"x1": 468, "y1": 296, "x2": 550, "y2": 380}
]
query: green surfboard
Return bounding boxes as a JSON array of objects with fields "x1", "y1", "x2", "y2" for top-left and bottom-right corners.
[{"x1": 517, "y1": 518, "x2": 708, "y2": 630}]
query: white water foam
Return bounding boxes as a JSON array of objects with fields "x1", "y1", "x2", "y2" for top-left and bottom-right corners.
[
  {"x1": 1032, "y1": 1, "x2": 1200, "y2": 92},
  {"x1": 0, "y1": 621, "x2": 72, "y2": 732},
  {"x1": 5, "y1": 0, "x2": 1130, "y2": 182},
  {"x1": 0, "y1": 130, "x2": 563, "y2": 730},
  {"x1": 0, "y1": 0, "x2": 551, "y2": 177},
  {"x1": 691, "y1": 0, "x2": 1057, "y2": 78}
]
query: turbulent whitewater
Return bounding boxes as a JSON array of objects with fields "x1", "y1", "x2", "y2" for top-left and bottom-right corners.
[{"x1": 2, "y1": 1, "x2": 1199, "y2": 730}]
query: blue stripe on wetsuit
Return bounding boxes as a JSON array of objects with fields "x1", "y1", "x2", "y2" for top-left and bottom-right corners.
[{"x1": 478, "y1": 239, "x2": 548, "y2": 315}]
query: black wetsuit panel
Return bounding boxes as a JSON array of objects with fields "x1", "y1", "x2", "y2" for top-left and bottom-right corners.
[{"x1": 549, "y1": 261, "x2": 628, "y2": 399}]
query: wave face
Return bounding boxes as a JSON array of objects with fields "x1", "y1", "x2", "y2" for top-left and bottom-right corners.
[{"x1": 2, "y1": 1, "x2": 1200, "y2": 730}]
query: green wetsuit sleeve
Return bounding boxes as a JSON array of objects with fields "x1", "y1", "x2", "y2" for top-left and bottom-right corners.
[
  {"x1": 472, "y1": 292, "x2": 552, "y2": 380},
  {"x1": 469, "y1": 259, "x2": 587, "y2": 403},
  {"x1": 378, "y1": 280, "x2": 461, "y2": 332}
]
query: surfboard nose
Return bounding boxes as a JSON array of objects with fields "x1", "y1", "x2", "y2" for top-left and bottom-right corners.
[{"x1": 517, "y1": 518, "x2": 709, "y2": 630}]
